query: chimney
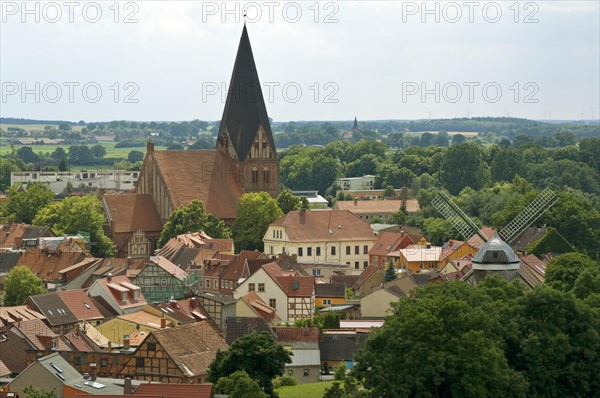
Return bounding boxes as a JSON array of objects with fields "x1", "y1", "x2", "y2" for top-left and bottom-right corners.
[
  {"x1": 107, "y1": 341, "x2": 112, "y2": 351},
  {"x1": 124, "y1": 377, "x2": 133, "y2": 395},
  {"x1": 161, "y1": 317, "x2": 167, "y2": 328},
  {"x1": 90, "y1": 363, "x2": 97, "y2": 381},
  {"x1": 189, "y1": 298, "x2": 196, "y2": 309},
  {"x1": 123, "y1": 335, "x2": 130, "y2": 350},
  {"x1": 107, "y1": 273, "x2": 112, "y2": 283}
]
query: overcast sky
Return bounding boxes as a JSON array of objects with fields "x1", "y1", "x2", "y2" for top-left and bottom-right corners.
[{"x1": 1, "y1": 1, "x2": 598, "y2": 122}]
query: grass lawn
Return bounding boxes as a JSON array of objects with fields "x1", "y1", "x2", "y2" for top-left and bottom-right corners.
[
  {"x1": 3, "y1": 142, "x2": 167, "y2": 159},
  {"x1": 276, "y1": 380, "x2": 335, "y2": 398}
]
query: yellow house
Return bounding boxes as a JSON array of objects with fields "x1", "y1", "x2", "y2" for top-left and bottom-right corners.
[
  {"x1": 315, "y1": 283, "x2": 346, "y2": 307},
  {"x1": 263, "y1": 210, "x2": 376, "y2": 274},
  {"x1": 438, "y1": 240, "x2": 478, "y2": 267},
  {"x1": 388, "y1": 240, "x2": 477, "y2": 274}
]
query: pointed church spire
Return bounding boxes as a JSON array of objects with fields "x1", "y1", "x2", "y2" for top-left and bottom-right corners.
[
  {"x1": 217, "y1": 25, "x2": 276, "y2": 162},
  {"x1": 352, "y1": 117, "x2": 358, "y2": 131}
]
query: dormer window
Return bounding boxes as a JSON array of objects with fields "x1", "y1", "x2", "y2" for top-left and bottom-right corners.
[
  {"x1": 51, "y1": 337, "x2": 58, "y2": 350},
  {"x1": 133, "y1": 290, "x2": 140, "y2": 300},
  {"x1": 121, "y1": 292, "x2": 128, "y2": 302}
]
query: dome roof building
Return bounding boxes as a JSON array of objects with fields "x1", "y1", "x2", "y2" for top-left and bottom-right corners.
[{"x1": 471, "y1": 232, "x2": 520, "y2": 284}]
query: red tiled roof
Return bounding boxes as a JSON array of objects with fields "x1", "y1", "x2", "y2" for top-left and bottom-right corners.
[
  {"x1": 148, "y1": 149, "x2": 242, "y2": 220},
  {"x1": 354, "y1": 265, "x2": 381, "y2": 288},
  {"x1": 18, "y1": 241, "x2": 91, "y2": 282},
  {"x1": 90, "y1": 275, "x2": 147, "y2": 311},
  {"x1": 134, "y1": 383, "x2": 213, "y2": 398},
  {"x1": 63, "y1": 332, "x2": 95, "y2": 352},
  {"x1": 271, "y1": 210, "x2": 375, "y2": 242},
  {"x1": 467, "y1": 227, "x2": 495, "y2": 249},
  {"x1": 369, "y1": 232, "x2": 414, "y2": 256},
  {"x1": 56, "y1": 289, "x2": 104, "y2": 322},
  {"x1": 274, "y1": 327, "x2": 320, "y2": 343},
  {"x1": 103, "y1": 194, "x2": 163, "y2": 233},
  {"x1": 439, "y1": 240, "x2": 467, "y2": 261},
  {"x1": 221, "y1": 250, "x2": 269, "y2": 282},
  {"x1": 274, "y1": 275, "x2": 315, "y2": 297},
  {"x1": 11, "y1": 319, "x2": 70, "y2": 351}
]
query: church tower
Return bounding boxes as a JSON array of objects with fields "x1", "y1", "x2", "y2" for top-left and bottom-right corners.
[{"x1": 216, "y1": 25, "x2": 279, "y2": 197}]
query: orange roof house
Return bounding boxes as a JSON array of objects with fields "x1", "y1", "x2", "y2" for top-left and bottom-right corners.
[{"x1": 87, "y1": 275, "x2": 147, "y2": 315}]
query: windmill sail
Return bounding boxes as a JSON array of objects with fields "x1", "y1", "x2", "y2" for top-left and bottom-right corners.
[
  {"x1": 499, "y1": 188, "x2": 558, "y2": 244},
  {"x1": 432, "y1": 192, "x2": 487, "y2": 242}
]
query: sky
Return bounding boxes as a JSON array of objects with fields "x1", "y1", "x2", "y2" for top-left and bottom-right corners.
[{"x1": 1, "y1": 1, "x2": 599, "y2": 123}]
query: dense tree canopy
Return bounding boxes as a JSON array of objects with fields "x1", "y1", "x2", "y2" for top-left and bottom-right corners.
[
  {"x1": 208, "y1": 332, "x2": 292, "y2": 397},
  {"x1": 3, "y1": 265, "x2": 46, "y2": 306},
  {"x1": 544, "y1": 253, "x2": 599, "y2": 293},
  {"x1": 33, "y1": 195, "x2": 115, "y2": 257},
  {"x1": 232, "y1": 192, "x2": 283, "y2": 251},
  {"x1": 353, "y1": 277, "x2": 600, "y2": 398},
  {"x1": 158, "y1": 200, "x2": 231, "y2": 247},
  {"x1": 2, "y1": 182, "x2": 54, "y2": 224}
]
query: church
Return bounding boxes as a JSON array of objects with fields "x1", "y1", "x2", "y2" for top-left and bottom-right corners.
[{"x1": 103, "y1": 25, "x2": 279, "y2": 257}]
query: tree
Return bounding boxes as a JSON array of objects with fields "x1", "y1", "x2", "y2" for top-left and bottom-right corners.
[
  {"x1": 58, "y1": 158, "x2": 68, "y2": 172},
  {"x1": 545, "y1": 253, "x2": 599, "y2": 293},
  {"x1": 440, "y1": 142, "x2": 490, "y2": 195},
  {"x1": 277, "y1": 188, "x2": 302, "y2": 214},
  {"x1": 2, "y1": 182, "x2": 54, "y2": 223},
  {"x1": 207, "y1": 332, "x2": 292, "y2": 397},
  {"x1": 16, "y1": 146, "x2": 40, "y2": 164},
  {"x1": 3, "y1": 266, "x2": 46, "y2": 306},
  {"x1": 0, "y1": 157, "x2": 20, "y2": 190},
  {"x1": 90, "y1": 144, "x2": 106, "y2": 159},
  {"x1": 127, "y1": 150, "x2": 144, "y2": 163},
  {"x1": 158, "y1": 200, "x2": 230, "y2": 247},
  {"x1": 33, "y1": 195, "x2": 115, "y2": 257},
  {"x1": 232, "y1": 192, "x2": 283, "y2": 251},
  {"x1": 214, "y1": 370, "x2": 267, "y2": 398},
  {"x1": 384, "y1": 262, "x2": 397, "y2": 281},
  {"x1": 50, "y1": 147, "x2": 67, "y2": 161},
  {"x1": 353, "y1": 280, "x2": 528, "y2": 398}
]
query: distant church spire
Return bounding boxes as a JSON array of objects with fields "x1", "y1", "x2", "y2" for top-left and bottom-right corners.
[
  {"x1": 217, "y1": 25, "x2": 276, "y2": 162},
  {"x1": 352, "y1": 117, "x2": 358, "y2": 131}
]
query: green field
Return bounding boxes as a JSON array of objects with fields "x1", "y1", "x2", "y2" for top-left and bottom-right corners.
[
  {"x1": 276, "y1": 380, "x2": 335, "y2": 398},
  {"x1": 1, "y1": 142, "x2": 167, "y2": 159}
]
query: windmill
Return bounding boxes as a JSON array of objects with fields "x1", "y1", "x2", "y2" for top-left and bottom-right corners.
[{"x1": 432, "y1": 188, "x2": 558, "y2": 285}]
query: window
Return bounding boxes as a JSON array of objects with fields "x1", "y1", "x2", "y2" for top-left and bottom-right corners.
[
  {"x1": 213, "y1": 279, "x2": 218, "y2": 289},
  {"x1": 316, "y1": 247, "x2": 321, "y2": 256},
  {"x1": 331, "y1": 246, "x2": 336, "y2": 256},
  {"x1": 364, "y1": 245, "x2": 368, "y2": 254},
  {"x1": 160, "y1": 278, "x2": 167, "y2": 287},
  {"x1": 346, "y1": 246, "x2": 350, "y2": 255},
  {"x1": 136, "y1": 358, "x2": 144, "y2": 368},
  {"x1": 263, "y1": 169, "x2": 270, "y2": 183},
  {"x1": 251, "y1": 168, "x2": 258, "y2": 183},
  {"x1": 355, "y1": 261, "x2": 359, "y2": 269},
  {"x1": 269, "y1": 299, "x2": 276, "y2": 308},
  {"x1": 303, "y1": 369, "x2": 310, "y2": 376},
  {"x1": 419, "y1": 263, "x2": 424, "y2": 269},
  {"x1": 298, "y1": 247, "x2": 303, "y2": 257},
  {"x1": 307, "y1": 247, "x2": 312, "y2": 256},
  {"x1": 144, "y1": 278, "x2": 150, "y2": 287},
  {"x1": 323, "y1": 299, "x2": 332, "y2": 305},
  {"x1": 312, "y1": 269, "x2": 321, "y2": 276},
  {"x1": 430, "y1": 262, "x2": 435, "y2": 269},
  {"x1": 373, "y1": 256, "x2": 378, "y2": 266},
  {"x1": 289, "y1": 303, "x2": 296, "y2": 309},
  {"x1": 205, "y1": 279, "x2": 210, "y2": 288},
  {"x1": 249, "y1": 283, "x2": 255, "y2": 292},
  {"x1": 100, "y1": 358, "x2": 108, "y2": 367},
  {"x1": 221, "y1": 280, "x2": 225, "y2": 288},
  {"x1": 273, "y1": 230, "x2": 276, "y2": 238},
  {"x1": 355, "y1": 245, "x2": 359, "y2": 255},
  {"x1": 147, "y1": 343, "x2": 156, "y2": 352},
  {"x1": 288, "y1": 369, "x2": 293, "y2": 376},
  {"x1": 364, "y1": 261, "x2": 369, "y2": 268},
  {"x1": 258, "y1": 283, "x2": 265, "y2": 292}
]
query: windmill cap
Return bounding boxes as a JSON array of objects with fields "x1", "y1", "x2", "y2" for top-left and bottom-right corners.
[{"x1": 472, "y1": 232, "x2": 520, "y2": 266}]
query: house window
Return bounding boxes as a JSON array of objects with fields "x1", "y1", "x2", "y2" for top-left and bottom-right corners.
[
  {"x1": 213, "y1": 279, "x2": 218, "y2": 289},
  {"x1": 289, "y1": 303, "x2": 295, "y2": 309},
  {"x1": 144, "y1": 278, "x2": 150, "y2": 287},
  {"x1": 136, "y1": 358, "x2": 144, "y2": 368},
  {"x1": 364, "y1": 245, "x2": 368, "y2": 254},
  {"x1": 298, "y1": 248, "x2": 303, "y2": 257},
  {"x1": 307, "y1": 247, "x2": 312, "y2": 256},
  {"x1": 288, "y1": 370, "x2": 293, "y2": 376},
  {"x1": 258, "y1": 283, "x2": 265, "y2": 292},
  {"x1": 331, "y1": 246, "x2": 336, "y2": 256},
  {"x1": 249, "y1": 283, "x2": 255, "y2": 292},
  {"x1": 312, "y1": 269, "x2": 321, "y2": 276},
  {"x1": 373, "y1": 256, "x2": 378, "y2": 266},
  {"x1": 221, "y1": 280, "x2": 225, "y2": 288},
  {"x1": 100, "y1": 358, "x2": 108, "y2": 367},
  {"x1": 430, "y1": 263, "x2": 435, "y2": 268},
  {"x1": 323, "y1": 299, "x2": 332, "y2": 305},
  {"x1": 273, "y1": 230, "x2": 276, "y2": 238},
  {"x1": 355, "y1": 246, "x2": 359, "y2": 255},
  {"x1": 355, "y1": 261, "x2": 359, "y2": 269},
  {"x1": 160, "y1": 279, "x2": 167, "y2": 287},
  {"x1": 147, "y1": 343, "x2": 156, "y2": 352},
  {"x1": 316, "y1": 247, "x2": 321, "y2": 256},
  {"x1": 420, "y1": 263, "x2": 424, "y2": 269},
  {"x1": 346, "y1": 246, "x2": 350, "y2": 255},
  {"x1": 251, "y1": 168, "x2": 258, "y2": 183},
  {"x1": 263, "y1": 169, "x2": 270, "y2": 183},
  {"x1": 303, "y1": 369, "x2": 309, "y2": 376},
  {"x1": 269, "y1": 299, "x2": 276, "y2": 308},
  {"x1": 205, "y1": 279, "x2": 210, "y2": 288},
  {"x1": 364, "y1": 261, "x2": 368, "y2": 268}
]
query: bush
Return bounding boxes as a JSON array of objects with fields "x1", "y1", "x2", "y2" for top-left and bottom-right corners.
[
  {"x1": 334, "y1": 362, "x2": 347, "y2": 381},
  {"x1": 272, "y1": 374, "x2": 297, "y2": 388}
]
